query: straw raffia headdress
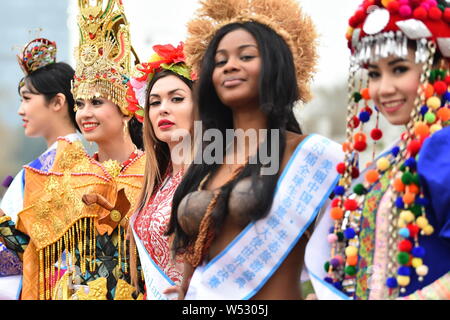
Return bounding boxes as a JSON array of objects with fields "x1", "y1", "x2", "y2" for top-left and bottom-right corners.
[{"x1": 184, "y1": 0, "x2": 318, "y2": 102}]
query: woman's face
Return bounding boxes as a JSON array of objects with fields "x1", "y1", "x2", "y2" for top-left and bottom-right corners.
[
  {"x1": 148, "y1": 75, "x2": 194, "y2": 145},
  {"x1": 18, "y1": 83, "x2": 54, "y2": 137},
  {"x1": 368, "y1": 48, "x2": 423, "y2": 126},
  {"x1": 75, "y1": 97, "x2": 126, "y2": 143},
  {"x1": 212, "y1": 28, "x2": 261, "y2": 110}
]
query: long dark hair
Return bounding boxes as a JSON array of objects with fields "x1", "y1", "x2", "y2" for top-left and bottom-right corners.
[
  {"x1": 128, "y1": 117, "x2": 144, "y2": 150},
  {"x1": 19, "y1": 62, "x2": 79, "y2": 131},
  {"x1": 129, "y1": 69, "x2": 194, "y2": 289},
  {"x1": 167, "y1": 21, "x2": 302, "y2": 254}
]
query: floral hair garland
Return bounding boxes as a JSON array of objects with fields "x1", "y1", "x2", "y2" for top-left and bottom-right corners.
[{"x1": 126, "y1": 42, "x2": 195, "y2": 123}]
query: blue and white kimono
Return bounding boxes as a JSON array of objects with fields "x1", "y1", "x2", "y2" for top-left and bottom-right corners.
[{"x1": 0, "y1": 133, "x2": 80, "y2": 300}]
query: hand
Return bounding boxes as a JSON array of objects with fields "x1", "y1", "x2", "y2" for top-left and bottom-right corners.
[
  {"x1": 0, "y1": 209, "x2": 5, "y2": 217},
  {"x1": 163, "y1": 285, "x2": 186, "y2": 300}
]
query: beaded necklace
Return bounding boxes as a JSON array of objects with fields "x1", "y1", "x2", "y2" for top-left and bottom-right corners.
[
  {"x1": 93, "y1": 147, "x2": 140, "y2": 173},
  {"x1": 325, "y1": 43, "x2": 450, "y2": 298}
]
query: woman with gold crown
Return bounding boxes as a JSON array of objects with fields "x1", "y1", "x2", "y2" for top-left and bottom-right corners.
[
  {"x1": 0, "y1": 0, "x2": 146, "y2": 300},
  {"x1": 306, "y1": 0, "x2": 450, "y2": 300},
  {"x1": 125, "y1": 42, "x2": 196, "y2": 300},
  {"x1": 164, "y1": 0, "x2": 344, "y2": 300},
  {"x1": 0, "y1": 38, "x2": 80, "y2": 299}
]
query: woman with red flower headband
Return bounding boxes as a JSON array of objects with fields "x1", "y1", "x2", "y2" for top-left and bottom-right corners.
[
  {"x1": 126, "y1": 42, "x2": 195, "y2": 300},
  {"x1": 306, "y1": 0, "x2": 450, "y2": 300}
]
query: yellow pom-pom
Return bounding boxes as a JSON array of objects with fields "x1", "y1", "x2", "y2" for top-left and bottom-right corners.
[
  {"x1": 423, "y1": 225, "x2": 434, "y2": 235},
  {"x1": 416, "y1": 216, "x2": 429, "y2": 229},
  {"x1": 346, "y1": 26, "x2": 354, "y2": 39},
  {"x1": 376, "y1": 157, "x2": 390, "y2": 171},
  {"x1": 427, "y1": 97, "x2": 441, "y2": 110},
  {"x1": 397, "y1": 275, "x2": 410, "y2": 287},
  {"x1": 430, "y1": 124, "x2": 443, "y2": 134},
  {"x1": 400, "y1": 210, "x2": 415, "y2": 223},
  {"x1": 412, "y1": 258, "x2": 423, "y2": 268},
  {"x1": 345, "y1": 246, "x2": 358, "y2": 257}
]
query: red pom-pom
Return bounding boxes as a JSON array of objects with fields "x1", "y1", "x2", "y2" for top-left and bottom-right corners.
[
  {"x1": 351, "y1": 167, "x2": 360, "y2": 179},
  {"x1": 398, "y1": 239, "x2": 413, "y2": 252},
  {"x1": 370, "y1": 128, "x2": 383, "y2": 141},
  {"x1": 407, "y1": 224, "x2": 420, "y2": 238},
  {"x1": 331, "y1": 198, "x2": 341, "y2": 208},
  {"x1": 387, "y1": 0, "x2": 400, "y2": 13},
  {"x1": 444, "y1": 8, "x2": 450, "y2": 23},
  {"x1": 354, "y1": 9, "x2": 366, "y2": 24},
  {"x1": 364, "y1": 106, "x2": 373, "y2": 116},
  {"x1": 445, "y1": 75, "x2": 450, "y2": 85},
  {"x1": 429, "y1": 7, "x2": 442, "y2": 20},
  {"x1": 407, "y1": 139, "x2": 422, "y2": 156},
  {"x1": 434, "y1": 81, "x2": 448, "y2": 95},
  {"x1": 349, "y1": 15, "x2": 359, "y2": 28},
  {"x1": 336, "y1": 162, "x2": 346, "y2": 174},
  {"x1": 344, "y1": 199, "x2": 359, "y2": 211},
  {"x1": 349, "y1": 116, "x2": 360, "y2": 129},
  {"x1": 413, "y1": 6, "x2": 428, "y2": 20},
  {"x1": 354, "y1": 140, "x2": 367, "y2": 152}
]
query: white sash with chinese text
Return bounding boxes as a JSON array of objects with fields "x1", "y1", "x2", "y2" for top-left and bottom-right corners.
[
  {"x1": 185, "y1": 134, "x2": 343, "y2": 300},
  {"x1": 130, "y1": 215, "x2": 176, "y2": 300}
]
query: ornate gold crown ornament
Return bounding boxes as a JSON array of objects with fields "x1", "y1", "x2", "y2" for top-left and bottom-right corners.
[
  {"x1": 72, "y1": 0, "x2": 138, "y2": 115},
  {"x1": 17, "y1": 38, "x2": 57, "y2": 76},
  {"x1": 184, "y1": 0, "x2": 318, "y2": 102}
]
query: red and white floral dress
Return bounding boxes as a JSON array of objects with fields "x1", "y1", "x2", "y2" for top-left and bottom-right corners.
[{"x1": 134, "y1": 170, "x2": 184, "y2": 285}]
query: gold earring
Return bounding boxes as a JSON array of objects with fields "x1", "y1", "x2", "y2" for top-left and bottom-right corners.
[{"x1": 123, "y1": 120, "x2": 129, "y2": 139}]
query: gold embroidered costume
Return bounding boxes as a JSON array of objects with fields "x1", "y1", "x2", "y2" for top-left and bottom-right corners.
[
  {"x1": 0, "y1": 0, "x2": 146, "y2": 300},
  {"x1": 12, "y1": 138, "x2": 145, "y2": 300}
]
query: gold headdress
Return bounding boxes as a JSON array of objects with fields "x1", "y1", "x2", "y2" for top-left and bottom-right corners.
[
  {"x1": 72, "y1": 0, "x2": 135, "y2": 115},
  {"x1": 184, "y1": 0, "x2": 318, "y2": 102}
]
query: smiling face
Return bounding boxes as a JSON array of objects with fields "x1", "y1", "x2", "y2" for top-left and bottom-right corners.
[
  {"x1": 212, "y1": 28, "x2": 261, "y2": 110},
  {"x1": 18, "y1": 83, "x2": 54, "y2": 137},
  {"x1": 148, "y1": 74, "x2": 194, "y2": 145},
  {"x1": 368, "y1": 48, "x2": 423, "y2": 126},
  {"x1": 75, "y1": 97, "x2": 126, "y2": 144}
]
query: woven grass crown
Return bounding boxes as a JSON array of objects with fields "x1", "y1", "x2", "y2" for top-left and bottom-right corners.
[{"x1": 184, "y1": 0, "x2": 318, "y2": 102}]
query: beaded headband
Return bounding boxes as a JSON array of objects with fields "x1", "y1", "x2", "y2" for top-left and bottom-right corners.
[
  {"x1": 17, "y1": 38, "x2": 57, "y2": 76},
  {"x1": 325, "y1": 0, "x2": 450, "y2": 299},
  {"x1": 184, "y1": 0, "x2": 317, "y2": 102},
  {"x1": 72, "y1": 0, "x2": 134, "y2": 116},
  {"x1": 126, "y1": 42, "x2": 193, "y2": 123}
]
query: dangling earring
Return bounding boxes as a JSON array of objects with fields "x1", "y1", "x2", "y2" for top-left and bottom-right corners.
[{"x1": 123, "y1": 120, "x2": 129, "y2": 140}]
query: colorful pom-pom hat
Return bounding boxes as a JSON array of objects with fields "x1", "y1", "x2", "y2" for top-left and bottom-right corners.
[{"x1": 325, "y1": 0, "x2": 450, "y2": 299}]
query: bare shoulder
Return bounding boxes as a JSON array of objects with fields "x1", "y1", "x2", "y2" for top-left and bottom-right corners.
[
  {"x1": 285, "y1": 131, "x2": 307, "y2": 157},
  {"x1": 279, "y1": 131, "x2": 308, "y2": 172}
]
